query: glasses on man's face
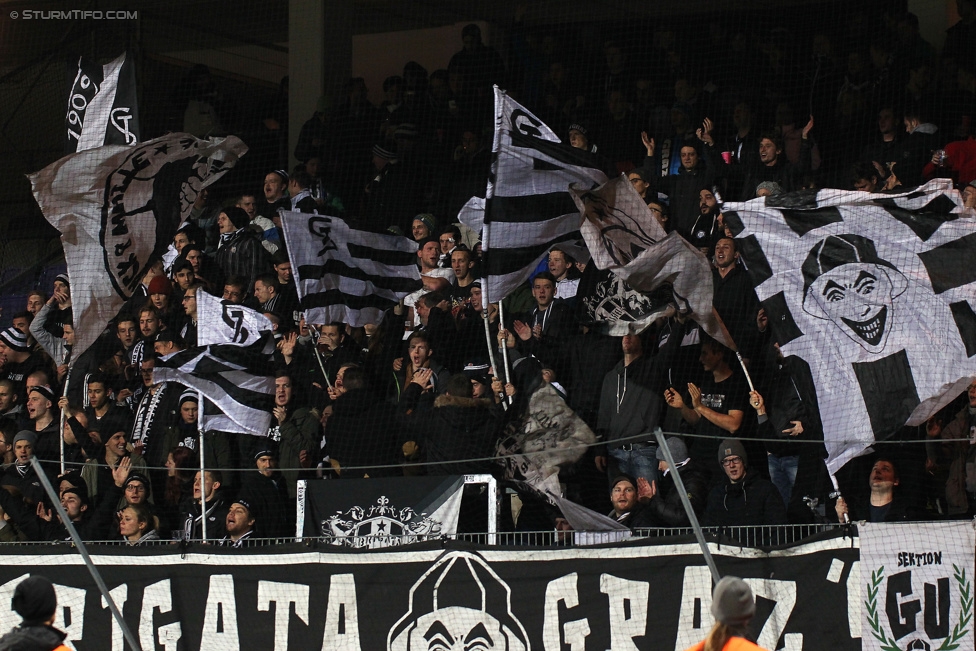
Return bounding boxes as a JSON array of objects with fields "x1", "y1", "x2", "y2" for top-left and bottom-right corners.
[
  {"x1": 140, "y1": 368, "x2": 154, "y2": 375},
  {"x1": 722, "y1": 456, "x2": 743, "y2": 467}
]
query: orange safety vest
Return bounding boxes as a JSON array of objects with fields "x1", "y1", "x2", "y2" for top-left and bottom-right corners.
[{"x1": 683, "y1": 637, "x2": 770, "y2": 651}]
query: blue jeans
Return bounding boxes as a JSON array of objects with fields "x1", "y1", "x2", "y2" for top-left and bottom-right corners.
[
  {"x1": 609, "y1": 446, "x2": 659, "y2": 485},
  {"x1": 768, "y1": 453, "x2": 799, "y2": 506}
]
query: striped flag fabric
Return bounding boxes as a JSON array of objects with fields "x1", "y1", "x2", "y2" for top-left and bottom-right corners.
[
  {"x1": 193, "y1": 289, "x2": 276, "y2": 433},
  {"x1": 279, "y1": 211, "x2": 422, "y2": 326},
  {"x1": 482, "y1": 86, "x2": 610, "y2": 304},
  {"x1": 722, "y1": 178, "x2": 976, "y2": 473},
  {"x1": 65, "y1": 52, "x2": 140, "y2": 153},
  {"x1": 153, "y1": 336, "x2": 276, "y2": 437}
]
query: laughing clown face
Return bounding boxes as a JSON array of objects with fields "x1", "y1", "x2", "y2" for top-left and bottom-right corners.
[{"x1": 801, "y1": 234, "x2": 908, "y2": 354}]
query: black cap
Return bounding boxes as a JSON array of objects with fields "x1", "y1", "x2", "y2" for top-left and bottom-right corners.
[{"x1": 12, "y1": 575, "x2": 57, "y2": 626}]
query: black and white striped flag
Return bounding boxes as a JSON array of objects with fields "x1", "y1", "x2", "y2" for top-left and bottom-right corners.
[
  {"x1": 722, "y1": 179, "x2": 976, "y2": 473},
  {"x1": 65, "y1": 52, "x2": 140, "y2": 153},
  {"x1": 482, "y1": 87, "x2": 610, "y2": 304},
  {"x1": 154, "y1": 336, "x2": 276, "y2": 437},
  {"x1": 279, "y1": 211, "x2": 422, "y2": 326},
  {"x1": 193, "y1": 289, "x2": 276, "y2": 433}
]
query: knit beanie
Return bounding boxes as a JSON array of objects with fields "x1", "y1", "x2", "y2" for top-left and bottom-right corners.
[
  {"x1": 609, "y1": 474, "x2": 637, "y2": 494},
  {"x1": 147, "y1": 275, "x2": 171, "y2": 296},
  {"x1": 0, "y1": 327, "x2": 30, "y2": 353},
  {"x1": 657, "y1": 437, "x2": 690, "y2": 464},
  {"x1": 223, "y1": 206, "x2": 251, "y2": 230},
  {"x1": 11, "y1": 575, "x2": 57, "y2": 626},
  {"x1": 717, "y1": 439, "x2": 748, "y2": 467},
  {"x1": 711, "y1": 576, "x2": 755, "y2": 626}
]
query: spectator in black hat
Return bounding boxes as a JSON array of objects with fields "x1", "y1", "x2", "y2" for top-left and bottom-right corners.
[
  {"x1": 220, "y1": 500, "x2": 257, "y2": 548},
  {"x1": 215, "y1": 206, "x2": 271, "y2": 295},
  {"x1": 0, "y1": 327, "x2": 48, "y2": 404},
  {"x1": 0, "y1": 431, "x2": 45, "y2": 505},
  {"x1": 239, "y1": 449, "x2": 290, "y2": 538},
  {"x1": 568, "y1": 123, "x2": 596, "y2": 153},
  {"x1": 25, "y1": 386, "x2": 60, "y2": 467},
  {"x1": 0, "y1": 575, "x2": 68, "y2": 650},
  {"x1": 702, "y1": 438, "x2": 786, "y2": 526},
  {"x1": 607, "y1": 474, "x2": 655, "y2": 528}
]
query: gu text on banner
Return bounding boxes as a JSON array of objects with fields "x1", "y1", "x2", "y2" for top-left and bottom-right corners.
[
  {"x1": 571, "y1": 174, "x2": 734, "y2": 346},
  {"x1": 482, "y1": 86, "x2": 610, "y2": 304},
  {"x1": 65, "y1": 51, "x2": 140, "y2": 153},
  {"x1": 153, "y1": 336, "x2": 275, "y2": 436},
  {"x1": 279, "y1": 211, "x2": 422, "y2": 327},
  {"x1": 29, "y1": 133, "x2": 248, "y2": 360},
  {"x1": 859, "y1": 521, "x2": 975, "y2": 651},
  {"x1": 298, "y1": 476, "x2": 464, "y2": 547},
  {"x1": 721, "y1": 179, "x2": 976, "y2": 473}
]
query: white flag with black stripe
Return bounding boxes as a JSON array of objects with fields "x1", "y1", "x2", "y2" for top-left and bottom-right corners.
[
  {"x1": 65, "y1": 52, "x2": 140, "y2": 153},
  {"x1": 482, "y1": 87, "x2": 610, "y2": 304},
  {"x1": 722, "y1": 179, "x2": 976, "y2": 473},
  {"x1": 154, "y1": 336, "x2": 276, "y2": 437},
  {"x1": 196, "y1": 288, "x2": 274, "y2": 349},
  {"x1": 194, "y1": 289, "x2": 275, "y2": 433},
  {"x1": 279, "y1": 211, "x2": 422, "y2": 326},
  {"x1": 29, "y1": 133, "x2": 247, "y2": 360}
]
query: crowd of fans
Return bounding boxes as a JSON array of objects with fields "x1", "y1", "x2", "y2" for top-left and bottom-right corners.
[{"x1": 1, "y1": 4, "x2": 974, "y2": 546}]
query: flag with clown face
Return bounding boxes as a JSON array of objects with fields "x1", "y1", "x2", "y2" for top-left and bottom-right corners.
[{"x1": 722, "y1": 179, "x2": 976, "y2": 473}]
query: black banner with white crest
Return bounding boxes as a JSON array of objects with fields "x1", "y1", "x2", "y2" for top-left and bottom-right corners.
[
  {"x1": 297, "y1": 476, "x2": 465, "y2": 546},
  {"x1": 65, "y1": 52, "x2": 140, "y2": 153},
  {"x1": 0, "y1": 529, "x2": 865, "y2": 650},
  {"x1": 29, "y1": 133, "x2": 247, "y2": 358}
]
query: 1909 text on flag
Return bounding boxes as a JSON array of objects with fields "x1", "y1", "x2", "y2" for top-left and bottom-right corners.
[
  {"x1": 29, "y1": 133, "x2": 247, "y2": 359},
  {"x1": 482, "y1": 87, "x2": 610, "y2": 304},
  {"x1": 279, "y1": 211, "x2": 422, "y2": 327},
  {"x1": 722, "y1": 179, "x2": 976, "y2": 473},
  {"x1": 65, "y1": 51, "x2": 140, "y2": 153}
]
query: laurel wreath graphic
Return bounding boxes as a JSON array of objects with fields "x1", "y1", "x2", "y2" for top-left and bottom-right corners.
[{"x1": 865, "y1": 565, "x2": 973, "y2": 651}]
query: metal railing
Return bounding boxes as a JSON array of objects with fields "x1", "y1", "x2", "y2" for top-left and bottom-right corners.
[{"x1": 0, "y1": 523, "x2": 853, "y2": 551}]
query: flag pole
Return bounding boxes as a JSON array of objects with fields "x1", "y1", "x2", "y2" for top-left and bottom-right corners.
[
  {"x1": 496, "y1": 301, "x2": 512, "y2": 401},
  {"x1": 59, "y1": 373, "x2": 69, "y2": 474},
  {"x1": 481, "y1": 307, "x2": 500, "y2": 392},
  {"x1": 735, "y1": 352, "x2": 755, "y2": 393},
  {"x1": 829, "y1": 473, "x2": 849, "y2": 523},
  {"x1": 307, "y1": 325, "x2": 334, "y2": 389},
  {"x1": 653, "y1": 428, "x2": 721, "y2": 583},
  {"x1": 197, "y1": 390, "x2": 207, "y2": 541}
]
